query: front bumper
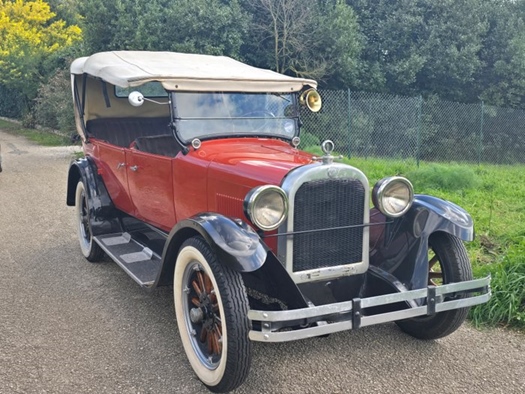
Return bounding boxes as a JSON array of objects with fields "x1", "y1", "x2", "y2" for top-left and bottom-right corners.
[{"x1": 248, "y1": 276, "x2": 491, "y2": 342}]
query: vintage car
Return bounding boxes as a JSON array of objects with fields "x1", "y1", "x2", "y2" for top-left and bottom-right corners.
[{"x1": 67, "y1": 51, "x2": 490, "y2": 392}]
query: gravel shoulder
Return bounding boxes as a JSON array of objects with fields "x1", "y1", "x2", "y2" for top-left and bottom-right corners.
[{"x1": 0, "y1": 129, "x2": 523, "y2": 394}]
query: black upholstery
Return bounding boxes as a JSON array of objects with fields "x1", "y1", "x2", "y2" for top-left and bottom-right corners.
[
  {"x1": 86, "y1": 117, "x2": 171, "y2": 147},
  {"x1": 133, "y1": 135, "x2": 181, "y2": 157}
]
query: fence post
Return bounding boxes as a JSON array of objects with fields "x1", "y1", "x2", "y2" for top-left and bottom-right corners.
[
  {"x1": 478, "y1": 101, "x2": 484, "y2": 165},
  {"x1": 347, "y1": 88, "x2": 352, "y2": 158},
  {"x1": 416, "y1": 95, "x2": 423, "y2": 168}
]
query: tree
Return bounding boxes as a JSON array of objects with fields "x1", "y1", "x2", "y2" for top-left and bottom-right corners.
[
  {"x1": 475, "y1": 0, "x2": 525, "y2": 108},
  {"x1": 242, "y1": 0, "x2": 362, "y2": 87},
  {"x1": 415, "y1": 0, "x2": 488, "y2": 101},
  {"x1": 0, "y1": 0, "x2": 81, "y2": 100},
  {"x1": 79, "y1": 0, "x2": 248, "y2": 58},
  {"x1": 249, "y1": 0, "x2": 313, "y2": 75},
  {"x1": 46, "y1": 0, "x2": 81, "y2": 26},
  {"x1": 348, "y1": 0, "x2": 488, "y2": 101},
  {"x1": 315, "y1": 0, "x2": 363, "y2": 87}
]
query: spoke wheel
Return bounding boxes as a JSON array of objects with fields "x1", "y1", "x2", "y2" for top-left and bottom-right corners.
[
  {"x1": 396, "y1": 232, "x2": 473, "y2": 340},
  {"x1": 75, "y1": 181, "x2": 104, "y2": 262},
  {"x1": 428, "y1": 253, "x2": 443, "y2": 286},
  {"x1": 174, "y1": 237, "x2": 251, "y2": 393}
]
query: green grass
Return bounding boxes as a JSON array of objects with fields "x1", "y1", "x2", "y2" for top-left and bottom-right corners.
[
  {"x1": 0, "y1": 119, "x2": 71, "y2": 146},
  {"x1": 470, "y1": 245, "x2": 525, "y2": 328},
  {"x1": 73, "y1": 151, "x2": 85, "y2": 160},
  {"x1": 306, "y1": 147, "x2": 525, "y2": 329}
]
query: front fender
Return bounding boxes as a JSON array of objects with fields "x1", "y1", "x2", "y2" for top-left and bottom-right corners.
[
  {"x1": 413, "y1": 195, "x2": 473, "y2": 241},
  {"x1": 155, "y1": 213, "x2": 268, "y2": 286},
  {"x1": 370, "y1": 194, "x2": 474, "y2": 290}
]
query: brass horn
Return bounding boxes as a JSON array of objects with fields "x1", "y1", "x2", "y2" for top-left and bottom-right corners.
[{"x1": 299, "y1": 88, "x2": 322, "y2": 112}]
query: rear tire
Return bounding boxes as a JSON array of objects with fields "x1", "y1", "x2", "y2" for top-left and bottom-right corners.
[
  {"x1": 75, "y1": 181, "x2": 104, "y2": 262},
  {"x1": 396, "y1": 232, "x2": 472, "y2": 340},
  {"x1": 174, "y1": 236, "x2": 252, "y2": 392}
]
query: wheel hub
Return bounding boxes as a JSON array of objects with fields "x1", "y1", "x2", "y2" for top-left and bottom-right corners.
[{"x1": 190, "y1": 307, "x2": 204, "y2": 324}]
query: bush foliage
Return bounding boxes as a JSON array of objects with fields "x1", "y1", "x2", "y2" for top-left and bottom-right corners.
[
  {"x1": 0, "y1": 0, "x2": 81, "y2": 115},
  {"x1": 33, "y1": 67, "x2": 75, "y2": 132}
]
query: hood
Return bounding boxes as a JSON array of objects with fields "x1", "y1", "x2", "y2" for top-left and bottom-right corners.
[
  {"x1": 201, "y1": 138, "x2": 313, "y2": 187},
  {"x1": 190, "y1": 138, "x2": 312, "y2": 223}
]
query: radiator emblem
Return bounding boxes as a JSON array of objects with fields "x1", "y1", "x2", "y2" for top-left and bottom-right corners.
[{"x1": 327, "y1": 167, "x2": 340, "y2": 178}]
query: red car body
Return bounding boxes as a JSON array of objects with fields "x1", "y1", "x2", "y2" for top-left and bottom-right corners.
[{"x1": 87, "y1": 138, "x2": 312, "y2": 250}]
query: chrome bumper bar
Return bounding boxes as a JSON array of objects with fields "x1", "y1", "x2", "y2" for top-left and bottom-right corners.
[{"x1": 248, "y1": 276, "x2": 491, "y2": 342}]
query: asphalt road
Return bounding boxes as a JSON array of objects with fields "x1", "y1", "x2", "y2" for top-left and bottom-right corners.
[{"x1": 0, "y1": 129, "x2": 524, "y2": 394}]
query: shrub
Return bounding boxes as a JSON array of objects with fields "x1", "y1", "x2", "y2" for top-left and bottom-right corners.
[
  {"x1": 0, "y1": 0, "x2": 81, "y2": 108},
  {"x1": 33, "y1": 68, "x2": 75, "y2": 132},
  {"x1": 0, "y1": 84, "x2": 29, "y2": 118}
]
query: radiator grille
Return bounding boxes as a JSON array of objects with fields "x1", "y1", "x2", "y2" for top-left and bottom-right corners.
[{"x1": 292, "y1": 178, "x2": 365, "y2": 272}]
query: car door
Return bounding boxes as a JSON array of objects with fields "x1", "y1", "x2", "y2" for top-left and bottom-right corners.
[
  {"x1": 97, "y1": 142, "x2": 135, "y2": 213},
  {"x1": 126, "y1": 150, "x2": 176, "y2": 231}
]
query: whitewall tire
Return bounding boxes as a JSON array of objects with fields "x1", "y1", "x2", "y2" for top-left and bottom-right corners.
[
  {"x1": 75, "y1": 181, "x2": 104, "y2": 262},
  {"x1": 174, "y1": 236, "x2": 251, "y2": 393}
]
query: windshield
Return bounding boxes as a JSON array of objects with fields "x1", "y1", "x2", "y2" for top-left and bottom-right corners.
[{"x1": 171, "y1": 92, "x2": 298, "y2": 142}]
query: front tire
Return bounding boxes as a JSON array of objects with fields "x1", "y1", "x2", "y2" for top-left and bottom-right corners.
[
  {"x1": 174, "y1": 237, "x2": 252, "y2": 393},
  {"x1": 396, "y1": 232, "x2": 473, "y2": 340},
  {"x1": 75, "y1": 181, "x2": 104, "y2": 262}
]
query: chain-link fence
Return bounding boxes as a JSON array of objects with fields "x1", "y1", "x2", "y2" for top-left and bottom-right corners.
[{"x1": 300, "y1": 90, "x2": 525, "y2": 165}]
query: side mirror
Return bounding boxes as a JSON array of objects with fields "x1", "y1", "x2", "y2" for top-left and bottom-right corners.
[{"x1": 128, "y1": 91, "x2": 145, "y2": 107}]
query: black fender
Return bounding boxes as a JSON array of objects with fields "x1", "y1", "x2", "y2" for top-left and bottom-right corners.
[
  {"x1": 155, "y1": 213, "x2": 268, "y2": 286},
  {"x1": 369, "y1": 194, "x2": 474, "y2": 292},
  {"x1": 66, "y1": 157, "x2": 121, "y2": 236},
  {"x1": 156, "y1": 214, "x2": 309, "y2": 310}
]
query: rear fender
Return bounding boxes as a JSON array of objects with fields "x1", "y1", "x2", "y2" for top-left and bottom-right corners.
[
  {"x1": 66, "y1": 158, "x2": 121, "y2": 236},
  {"x1": 370, "y1": 194, "x2": 474, "y2": 291},
  {"x1": 155, "y1": 214, "x2": 267, "y2": 286}
]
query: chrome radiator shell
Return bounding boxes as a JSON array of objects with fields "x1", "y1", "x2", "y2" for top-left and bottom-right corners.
[{"x1": 278, "y1": 163, "x2": 370, "y2": 284}]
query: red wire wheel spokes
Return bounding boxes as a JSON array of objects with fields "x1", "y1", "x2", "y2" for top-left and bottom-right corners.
[{"x1": 189, "y1": 268, "x2": 223, "y2": 361}]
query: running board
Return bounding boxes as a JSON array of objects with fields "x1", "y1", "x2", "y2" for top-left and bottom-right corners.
[{"x1": 93, "y1": 232, "x2": 162, "y2": 287}]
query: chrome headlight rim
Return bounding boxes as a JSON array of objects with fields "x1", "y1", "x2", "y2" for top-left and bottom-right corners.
[
  {"x1": 243, "y1": 185, "x2": 289, "y2": 232},
  {"x1": 372, "y1": 176, "x2": 414, "y2": 218}
]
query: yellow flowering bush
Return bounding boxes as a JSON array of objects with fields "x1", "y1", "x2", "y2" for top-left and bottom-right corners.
[{"x1": 0, "y1": 0, "x2": 81, "y2": 96}]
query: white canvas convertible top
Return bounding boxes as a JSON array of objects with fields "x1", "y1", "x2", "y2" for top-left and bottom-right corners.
[{"x1": 71, "y1": 51, "x2": 317, "y2": 92}]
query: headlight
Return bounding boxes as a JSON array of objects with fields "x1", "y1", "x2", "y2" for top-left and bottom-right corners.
[
  {"x1": 372, "y1": 177, "x2": 414, "y2": 218},
  {"x1": 244, "y1": 185, "x2": 288, "y2": 231}
]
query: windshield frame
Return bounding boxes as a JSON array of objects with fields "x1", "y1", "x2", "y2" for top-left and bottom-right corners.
[{"x1": 169, "y1": 91, "x2": 300, "y2": 143}]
